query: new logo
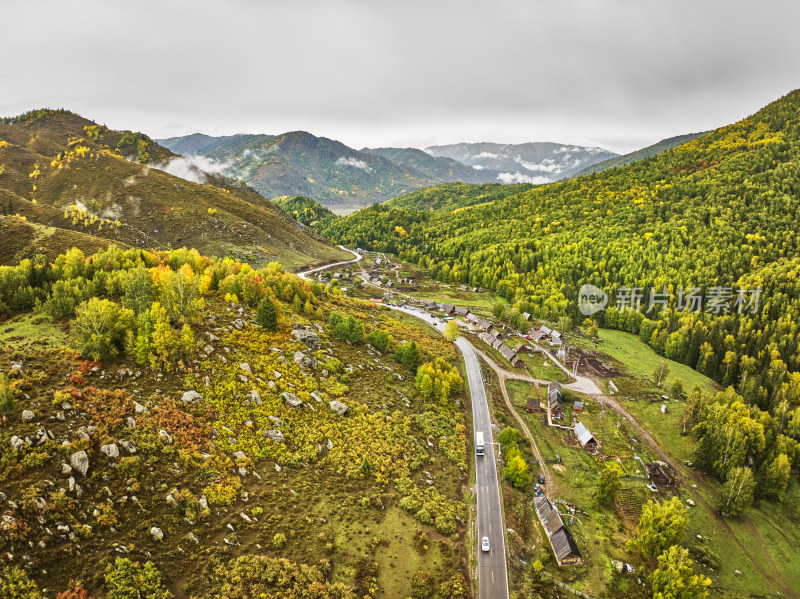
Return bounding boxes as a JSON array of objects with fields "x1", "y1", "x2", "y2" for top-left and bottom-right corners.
[{"x1": 578, "y1": 284, "x2": 608, "y2": 316}]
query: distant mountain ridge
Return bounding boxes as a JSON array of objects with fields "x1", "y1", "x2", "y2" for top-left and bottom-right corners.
[
  {"x1": 158, "y1": 132, "x2": 619, "y2": 211},
  {"x1": 159, "y1": 132, "x2": 442, "y2": 213},
  {"x1": 360, "y1": 147, "x2": 500, "y2": 184},
  {"x1": 425, "y1": 141, "x2": 618, "y2": 183}
]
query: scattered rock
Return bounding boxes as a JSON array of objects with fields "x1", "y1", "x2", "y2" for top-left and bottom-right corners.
[
  {"x1": 329, "y1": 401, "x2": 349, "y2": 416},
  {"x1": 150, "y1": 527, "x2": 164, "y2": 541},
  {"x1": 239, "y1": 363, "x2": 252, "y2": 373},
  {"x1": 187, "y1": 532, "x2": 200, "y2": 544},
  {"x1": 310, "y1": 392, "x2": 323, "y2": 404},
  {"x1": 101, "y1": 443, "x2": 120, "y2": 458},
  {"x1": 61, "y1": 462, "x2": 72, "y2": 474},
  {"x1": 198, "y1": 496, "x2": 209, "y2": 511},
  {"x1": 158, "y1": 430, "x2": 174, "y2": 444},
  {"x1": 233, "y1": 451, "x2": 247, "y2": 461},
  {"x1": 291, "y1": 327, "x2": 320, "y2": 349},
  {"x1": 70, "y1": 451, "x2": 89, "y2": 476},
  {"x1": 21, "y1": 410, "x2": 35, "y2": 422},
  {"x1": 126, "y1": 417, "x2": 136, "y2": 428},
  {"x1": 181, "y1": 390, "x2": 202, "y2": 404},
  {"x1": 119, "y1": 440, "x2": 137, "y2": 454},
  {"x1": 281, "y1": 392, "x2": 303, "y2": 408},
  {"x1": 204, "y1": 345, "x2": 215, "y2": 355},
  {"x1": 275, "y1": 463, "x2": 282, "y2": 472},
  {"x1": 248, "y1": 389, "x2": 262, "y2": 405},
  {"x1": 268, "y1": 416, "x2": 284, "y2": 427},
  {"x1": 261, "y1": 430, "x2": 285, "y2": 442},
  {"x1": 10, "y1": 436, "x2": 25, "y2": 452},
  {"x1": 206, "y1": 332, "x2": 220, "y2": 342}
]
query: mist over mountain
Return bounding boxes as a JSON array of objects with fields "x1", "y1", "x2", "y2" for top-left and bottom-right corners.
[
  {"x1": 159, "y1": 132, "x2": 619, "y2": 211},
  {"x1": 425, "y1": 141, "x2": 618, "y2": 183}
]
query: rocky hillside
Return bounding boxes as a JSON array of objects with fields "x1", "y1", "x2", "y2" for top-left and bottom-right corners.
[
  {"x1": 0, "y1": 246, "x2": 470, "y2": 598},
  {"x1": 0, "y1": 110, "x2": 348, "y2": 269}
]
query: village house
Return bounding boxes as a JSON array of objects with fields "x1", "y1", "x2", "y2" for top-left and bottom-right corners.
[
  {"x1": 498, "y1": 343, "x2": 523, "y2": 367},
  {"x1": 548, "y1": 382, "x2": 564, "y2": 420},
  {"x1": 534, "y1": 496, "x2": 582, "y2": 566},
  {"x1": 475, "y1": 318, "x2": 493, "y2": 331},
  {"x1": 455, "y1": 307, "x2": 470, "y2": 317},
  {"x1": 574, "y1": 421, "x2": 598, "y2": 454},
  {"x1": 540, "y1": 325, "x2": 552, "y2": 336},
  {"x1": 440, "y1": 304, "x2": 455, "y2": 316}
]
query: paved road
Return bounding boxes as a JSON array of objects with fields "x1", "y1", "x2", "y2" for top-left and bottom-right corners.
[
  {"x1": 297, "y1": 245, "x2": 362, "y2": 281},
  {"x1": 298, "y1": 253, "x2": 510, "y2": 599},
  {"x1": 392, "y1": 306, "x2": 510, "y2": 599}
]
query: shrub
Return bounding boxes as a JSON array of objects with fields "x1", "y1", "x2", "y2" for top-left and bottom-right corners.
[
  {"x1": 410, "y1": 570, "x2": 433, "y2": 599},
  {"x1": 72, "y1": 298, "x2": 134, "y2": 360},
  {"x1": 103, "y1": 558, "x2": 172, "y2": 599},
  {"x1": 0, "y1": 565, "x2": 42, "y2": 599},
  {"x1": 256, "y1": 297, "x2": 278, "y2": 331},
  {"x1": 0, "y1": 373, "x2": 15, "y2": 414}
]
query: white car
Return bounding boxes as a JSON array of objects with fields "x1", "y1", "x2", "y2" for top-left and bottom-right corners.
[{"x1": 481, "y1": 536, "x2": 491, "y2": 552}]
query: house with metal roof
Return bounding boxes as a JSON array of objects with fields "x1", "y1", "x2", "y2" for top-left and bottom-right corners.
[
  {"x1": 548, "y1": 382, "x2": 563, "y2": 419},
  {"x1": 534, "y1": 496, "x2": 582, "y2": 566},
  {"x1": 540, "y1": 325, "x2": 552, "y2": 336},
  {"x1": 574, "y1": 421, "x2": 598, "y2": 454}
]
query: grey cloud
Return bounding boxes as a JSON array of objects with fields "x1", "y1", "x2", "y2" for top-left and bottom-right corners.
[{"x1": 1, "y1": 0, "x2": 799, "y2": 153}]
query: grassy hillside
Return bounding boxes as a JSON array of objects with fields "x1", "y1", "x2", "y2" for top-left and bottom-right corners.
[
  {"x1": 0, "y1": 110, "x2": 348, "y2": 269},
  {"x1": 0, "y1": 246, "x2": 470, "y2": 598},
  {"x1": 571, "y1": 132, "x2": 706, "y2": 178}
]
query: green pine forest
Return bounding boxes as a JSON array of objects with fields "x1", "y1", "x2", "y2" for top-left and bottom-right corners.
[{"x1": 312, "y1": 90, "x2": 800, "y2": 495}]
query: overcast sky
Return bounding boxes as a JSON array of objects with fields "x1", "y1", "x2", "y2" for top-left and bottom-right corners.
[{"x1": 2, "y1": 0, "x2": 799, "y2": 153}]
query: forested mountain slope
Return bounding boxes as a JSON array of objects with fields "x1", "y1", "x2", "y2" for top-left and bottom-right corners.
[
  {"x1": 571, "y1": 131, "x2": 706, "y2": 178},
  {"x1": 319, "y1": 90, "x2": 800, "y2": 412},
  {"x1": 0, "y1": 110, "x2": 347, "y2": 269}
]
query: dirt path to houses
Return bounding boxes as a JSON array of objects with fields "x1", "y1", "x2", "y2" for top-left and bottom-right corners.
[
  {"x1": 474, "y1": 348, "x2": 553, "y2": 490},
  {"x1": 596, "y1": 394, "x2": 794, "y2": 597}
]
